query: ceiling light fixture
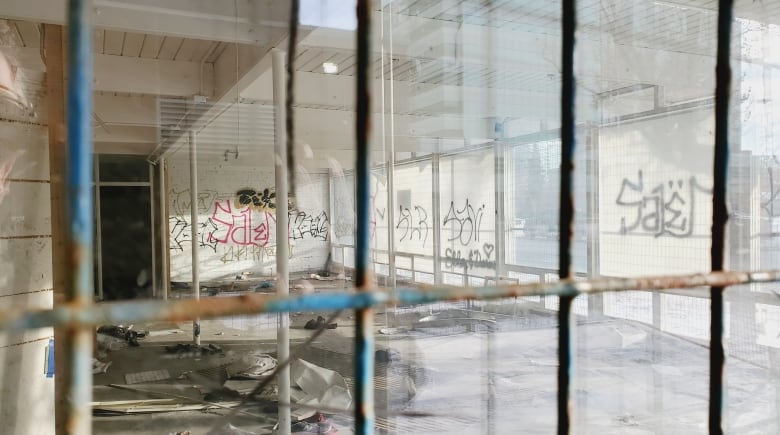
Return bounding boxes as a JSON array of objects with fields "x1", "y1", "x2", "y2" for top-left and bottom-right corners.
[{"x1": 323, "y1": 62, "x2": 339, "y2": 74}]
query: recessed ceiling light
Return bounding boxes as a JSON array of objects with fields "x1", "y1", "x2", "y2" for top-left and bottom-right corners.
[{"x1": 323, "y1": 62, "x2": 339, "y2": 74}]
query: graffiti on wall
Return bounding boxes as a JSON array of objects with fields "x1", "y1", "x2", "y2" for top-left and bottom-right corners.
[
  {"x1": 169, "y1": 187, "x2": 329, "y2": 263},
  {"x1": 444, "y1": 243, "x2": 496, "y2": 269},
  {"x1": 218, "y1": 245, "x2": 277, "y2": 264},
  {"x1": 290, "y1": 210, "x2": 329, "y2": 240},
  {"x1": 443, "y1": 199, "x2": 486, "y2": 246},
  {"x1": 442, "y1": 198, "x2": 494, "y2": 269},
  {"x1": 169, "y1": 216, "x2": 219, "y2": 253},
  {"x1": 615, "y1": 170, "x2": 711, "y2": 238},
  {"x1": 396, "y1": 205, "x2": 429, "y2": 247},
  {"x1": 170, "y1": 188, "x2": 222, "y2": 216}
]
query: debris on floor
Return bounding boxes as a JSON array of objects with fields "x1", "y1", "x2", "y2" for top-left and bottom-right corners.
[
  {"x1": 375, "y1": 348, "x2": 400, "y2": 363},
  {"x1": 92, "y1": 358, "x2": 112, "y2": 374},
  {"x1": 251, "y1": 281, "x2": 275, "y2": 291},
  {"x1": 164, "y1": 343, "x2": 225, "y2": 357},
  {"x1": 291, "y1": 413, "x2": 338, "y2": 435},
  {"x1": 227, "y1": 351, "x2": 277, "y2": 380},
  {"x1": 124, "y1": 369, "x2": 170, "y2": 384},
  {"x1": 304, "y1": 316, "x2": 337, "y2": 330},
  {"x1": 97, "y1": 324, "x2": 147, "y2": 347},
  {"x1": 291, "y1": 359, "x2": 352, "y2": 410}
]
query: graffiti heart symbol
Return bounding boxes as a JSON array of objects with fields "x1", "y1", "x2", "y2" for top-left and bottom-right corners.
[{"x1": 483, "y1": 243, "x2": 495, "y2": 259}]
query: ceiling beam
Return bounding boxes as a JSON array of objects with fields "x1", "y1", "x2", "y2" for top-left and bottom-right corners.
[
  {"x1": 0, "y1": 0, "x2": 289, "y2": 44},
  {"x1": 8, "y1": 46, "x2": 210, "y2": 97},
  {"x1": 93, "y1": 55, "x2": 207, "y2": 96}
]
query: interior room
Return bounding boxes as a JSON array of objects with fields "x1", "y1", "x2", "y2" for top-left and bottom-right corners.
[{"x1": 2, "y1": 0, "x2": 780, "y2": 434}]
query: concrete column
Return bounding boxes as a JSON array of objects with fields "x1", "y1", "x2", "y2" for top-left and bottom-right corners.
[
  {"x1": 188, "y1": 130, "x2": 200, "y2": 345},
  {"x1": 272, "y1": 48, "x2": 291, "y2": 435}
]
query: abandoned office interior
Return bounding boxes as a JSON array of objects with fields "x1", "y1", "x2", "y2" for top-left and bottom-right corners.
[{"x1": 4, "y1": 0, "x2": 780, "y2": 433}]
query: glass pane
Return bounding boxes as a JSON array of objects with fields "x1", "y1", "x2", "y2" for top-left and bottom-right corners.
[
  {"x1": 377, "y1": 297, "x2": 559, "y2": 434},
  {"x1": 574, "y1": 0, "x2": 718, "y2": 433}
]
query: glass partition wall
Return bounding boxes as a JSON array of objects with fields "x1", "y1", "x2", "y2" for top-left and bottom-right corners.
[{"x1": 2, "y1": 1, "x2": 780, "y2": 434}]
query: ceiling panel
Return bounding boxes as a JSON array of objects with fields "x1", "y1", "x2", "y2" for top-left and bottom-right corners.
[
  {"x1": 139, "y1": 34, "x2": 163, "y2": 59},
  {"x1": 157, "y1": 36, "x2": 184, "y2": 60},
  {"x1": 122, "y1": 33, "x2": 145, "y2": 57},
  {"x1": 103, "y1": 30, "x2": 124, "y2": 56}
]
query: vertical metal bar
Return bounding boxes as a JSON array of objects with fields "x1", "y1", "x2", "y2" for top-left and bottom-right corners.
[
  {"x1": 286, "y1": 0, "x2": 300, "y2": 200},
  {"x1": 432, "y1": 153, "x2": 442, "y2": 284},
  {"x1": 65, "y1": 0, "x2": 94, "y2": 433},
  {"x1": 355, "y1": 0, "x2": 375, "y2": 433},
  {"x1": 558, "y1": 0, "x2": 577, "y2": 433},
  {"x1": 159, "y1": 159, "x2": 169, "y2": 301},
  {"x1": 272, "y1": 48, "x2": 292, "y2": 435},
  {"x1": 711, "y1": 1, "x2": 733, "y2": 433},
  {"x1": 149, "y1": 162, "x2": 157, "y2": 297},
  {"x1": 494, "y1": 141, "x2": 506, "y2": 282},
  {"x1": 93, "y1": 157, "x2": 103, "y2": 300},
  {"x1": 188, "y1": 130, "x2": 200, "y2": 345},
  {"x1": 387, "y1": 2, "x2": 397, "y2": 289}
]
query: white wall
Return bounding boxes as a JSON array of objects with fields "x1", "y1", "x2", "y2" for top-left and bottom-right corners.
[
  {"x1": 598, "y1": 109, "x2": 715, "y2": 277},
  {"x1": 0, "y1": 119, "x2": 55, "y2": 434},
  {"x1": 167, "y1": 154, "x2": 331, "y2": 282}
]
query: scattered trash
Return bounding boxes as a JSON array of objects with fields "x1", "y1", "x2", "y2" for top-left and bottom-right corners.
[
  {"x1": 292, "y1": 412, "x2": 338, "y2": 434},
  {"x1": 251, "y1": 281, "x2": 274, "y2": 291},
  {"x1": 203, "y1": 386, "x2": 241, "y2": 402},
  {"x1": 291, "y1": 359, "x2": 352, "y2": 410},
  {"x1": 215, "y1": 331, "x2": 225, "y2": 336},
  {"x1": 375, "y1": 349, "x2": 400, "y2": 363},
  {"x1": 309, "y1": 273, "x2": 338, "y2": 282},
  {"x1": 228, "y1": 351, "x2": 277, "y2": 379},
  {"x1": 378, "y1": 327, "x2": 408, "y2": 335},
  {"x1": 97, "y1": 324, "x2": 147, "y2": 347},
  {"x1": 92, "y1": 358, "x2": 112, "y2": 374},
  {"x1": 223, "y1": 380, "x2": 276, "y2": 397},
  {"x1": 304, "y1": 316, "x2": 337, "y2": 330},
  {"x1": 124, "y1": 369, "x2": 170, "y2": 384},
  {"x1": 164, "y1": 343, "x2": 224, "y2": 357}
]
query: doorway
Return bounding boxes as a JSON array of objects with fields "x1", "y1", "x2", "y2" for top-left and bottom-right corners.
[{"x1": 94, "y1": 154, "x2": 154, "y2": 300}]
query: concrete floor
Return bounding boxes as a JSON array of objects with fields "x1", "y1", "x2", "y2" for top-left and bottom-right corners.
[{"x1": 90, "y1": 295, "x2": 780, "y2": 435}]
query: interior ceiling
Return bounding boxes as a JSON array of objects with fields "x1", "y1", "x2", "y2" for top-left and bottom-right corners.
[{"x1": 4, "y1": 0, "x2": 780, "y2": 164}]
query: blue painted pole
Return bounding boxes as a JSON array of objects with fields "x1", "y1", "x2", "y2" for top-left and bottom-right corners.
[
  {"x1": 65, "y1": 0, "x2": 94, "y2": 433},
  {"x1": 354, "y1": 0, "x2": 375, "y2": 433}
]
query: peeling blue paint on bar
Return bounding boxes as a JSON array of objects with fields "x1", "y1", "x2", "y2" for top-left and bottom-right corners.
[
  {"x1": 710, "y1": 1, "x2": 734, "y2": 433},
  {"x1": 354, "y1": 1, "x2": 375, "y2": 434},
  {"x1": 558, "y1": 0, "x2": 577, "y2": 433},
  {"x1": 65, "y1": 0, "x2": 94, "y2": 433},
  {"x1": 2, "y1": 270, "x2": 778, "y2": 333}
]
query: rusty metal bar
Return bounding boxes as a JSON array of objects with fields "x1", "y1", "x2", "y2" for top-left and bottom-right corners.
[
  {"x1": 558, "y1": 0, "x2": 577, "y2": 433},
  {"x1": 1, "y1": 270, "x2": 778, "y2": 333},
  {"x1": 354, "y1": 0, "x2": 375, "y2": 433},
  {"x1": 64, "y1": 0, "x2": 94, "y2": 433},
  {"x1": 711, "y1": 1, "x2": 733, "y2": 433}
]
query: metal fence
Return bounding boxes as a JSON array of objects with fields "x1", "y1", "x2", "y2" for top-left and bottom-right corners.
[{"x1": 0, "y1": 0, "x2": 770, "y2": 434}]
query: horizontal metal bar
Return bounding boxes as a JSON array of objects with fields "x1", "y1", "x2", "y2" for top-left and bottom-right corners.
[{"x1": 0, "y1": 269, "x2": 778, "y2": 333}]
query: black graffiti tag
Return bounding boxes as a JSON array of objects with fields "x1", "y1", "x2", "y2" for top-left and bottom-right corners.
[
  {"x1": 396, "y1": 205, "x2": 429, "y2": 247},
  {"x1": 443, "y1": 199, "x2": 485, "y2": 246}
]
